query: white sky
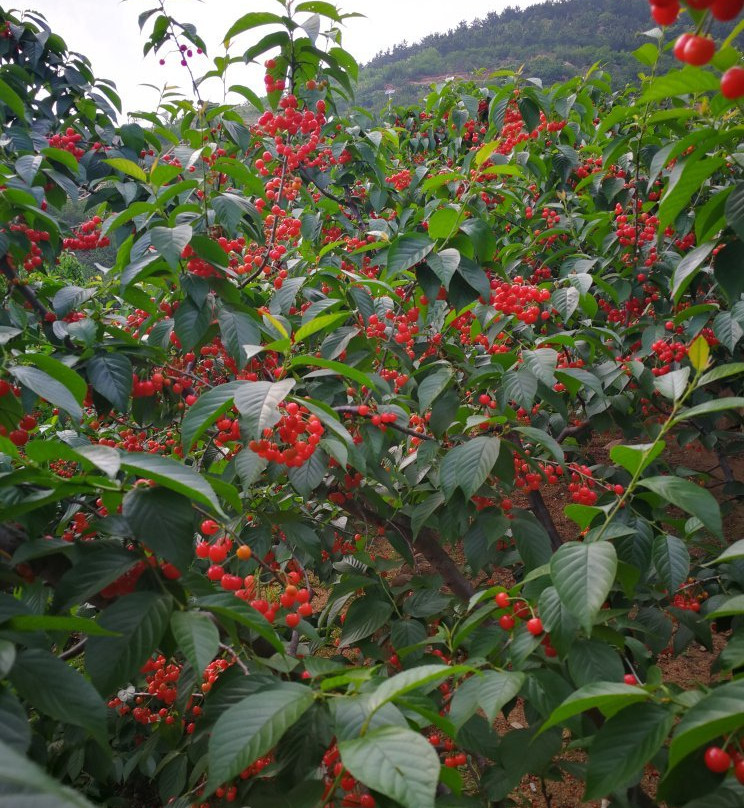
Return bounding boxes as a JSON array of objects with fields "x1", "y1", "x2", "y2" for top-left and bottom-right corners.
[{"x1": 19, "y1": 0, "x2": 543, "y2": 114}]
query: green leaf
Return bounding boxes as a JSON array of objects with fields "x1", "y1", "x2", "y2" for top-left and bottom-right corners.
[
  {"x1": 427, "y1": 248, "x2": 460, "y2": 289},
  {"x1": 541, "y1": 682, "x2": 650, "y2": 732},
  {"x1": 550, "y1": 541, "x2": 617, "y2": 634},
  {"x1": 0, "y1": 78, "x2": 26, "y2": 119},
  {"x1": 86, "y1": 592, "x2": 173, "y2": 695},
  {"x1": 288, "y1": 356, "x2": 377, "y2": 390},
  {"x1": 122, "y1": 486, "x2": 195, "y2": 572},
  {"x1": 714, "y1": 241, "x2": 744, "y2": 304},
  {"x1": 170, "y1": 611, "x2": 220, "y2": 675},
  {"x1": 652, "y1": 535, "x2": 690, "y2": 592},
  {"x1": 120, "y1": 452, "x2": 224, "y2": 514},
  {"x1": 713, "y1": 311, "x2": 743, "y2": 353},
  {"x1": 610, "y1": 441, "x2": 665, "y2": 476},
  {"x1": 440, "y1": 436, "x2": 501, "y2": 502},
  {"x1": 654, "y1": 367, "x2": 690, "y2": 401},
  {"x1": 103, "y1": 157, "x2": 147, "y2": 182},
  {"x1": 699, "y1": 362, "x2": 744, "y2": 386},
  {"x1": 86, "y1": 352, "x2": 132, "y2": 411},
  {"x1": 669, "y1": 679, "x2": 744, "y2": 769},
  {"x1": 234, "y1": 448, "x2": 268, "y2": 489},
  {"x1": 671, "y1": 243, "x2": 715, "y2": 304},
  {"x1": 449, "y1": 671, "x2": 525, "y2": 729},
  {"x1": 4, "y1": 615, "x2": 118, "y2": 636},
  {"x1": 234, "y1": 379, "x2": 296, "y2": 440},
  {"x1": 339, "y1": 726, "x2": 440, "y2": 808},
  {"x1": 386, "y1": 234, "x2": 434, "y2": 278},
  {"x1": 428, "y1": 208, "x2": 460, "y2": 240},
  {"x1": 224, "y1": 11, "x2": 285, "y2": 42},
  {"x1": 711, "y1": 539, "x2": 744, "y2": 564},
  {"x1": 706, "y1": 595, "x2": 744, "y2": 618},
  {"x1": 197, "y1": 594, "x2": 284, "y2": 654},
  {"x1": 502, "y1": 369, "x2": 538, "y2": 409},
  {"x1": 585, "y1": 703, "x2": 676, "y2": 800},
  {"x1": 0, "y1": 738, "x2": 98, "y2": 807},
  {"x1": 411, "y1": 492, "x2": 445, "y2": 539},
  {"x1": 0, "y1": 688, "x2": 30, "y2": 752},
  {"x1": 638, "y1": 476, "x2": 722, "y2": 538},
  {"x1": 294, "y1": 312, "x2": 349, "y2": 344},
  {"x1": 688, "y1": 335, "x2": 711, "y2": 373},
  {"x1": 9, "y1": 364, "x2": 84, "y2": 420},
  {"x1": 515, "y1": 426, "x2": 564, "y2": 464},
  {"x1": 0, "y1": 640, "x2": 15, "y2": 677},
  {"x1": 367, "y1": 664, "x2": 464, "y2": 715},
  {"x1": 9, "y1": 649, "x2": 107, "y2": 744},
  {"x1": 640, "y1": 66, "x2": 721, "y2": 102},
  {"x1": 174, "y1": 297, "x2": 211, "y2": 351},
  {"x1": 417, "y1": 366, "x2": 453, "y2": 411},
  {"x1": 206, "y1": 683, "x2": 314, "y2": 793},
  {"x1": 181, "y1": 381, "x2": 243, "y2": 449},
  {"x1": 340, "y1": 597, "x2": 392, "y2": 647},
  {"x1": 151, "y1": 223, "x2": 193, "y2": 267},
  {"x1": 659, "y1": 157, "x2": 725, "y2": 232},
  {"x1": 217, "y1": 306, "x2": 261, "y2": 364},
  {"x1": 724, "y1": 182, "x2": 744, "y2": 240}
]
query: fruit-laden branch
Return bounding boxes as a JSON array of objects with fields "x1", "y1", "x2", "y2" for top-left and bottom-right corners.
[{"x1": 333, "y1": 405, "x2": 436, "y2": 441}]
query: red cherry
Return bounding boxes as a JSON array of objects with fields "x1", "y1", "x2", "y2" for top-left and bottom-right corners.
[
  {"x1": 200, "y1": 519, "x2": 219, "y2": 536},
  {"x1": 298, "y1": 602, "x2": 313, "y2": 617},
  {"x1": 651, "y1": 2, "x2": 680, "y2": 23},
  {"x1": 735, "y1": 759, "x2": 744, "y2": 785},
  {"x1": 286, "y1": 612, "x2": 300, "y2": 629},
  {"x1": 682, "y1": 35, "x2": 716, "y2": 66},
  {"x1": 206, "y1": 564, "x2": 224, "y2": 581},
  {"x1": 9, "y1": 429, "x2": 28, "y2": 446},
  {"x1": 495, "y1": 591, "x2": 510, "y2": 608},
  {"x1": 499, "y1": 614, "x2": 515, "y2": 631},
  {"x1": 526, "y1": 618, "x2": 543, "y2": 636},
  {"x1": 721, "y1": 66, "x2": 744, "y2": 99},
  {"x1": 623, "y1": 674, "x2": 637, "y2": 685},
  {"x1": 711, "y1": 0, "x2": 744, "y2": 19},
  {"x1": 704, "y1": 746, "x2": 732, "y2": 773}
]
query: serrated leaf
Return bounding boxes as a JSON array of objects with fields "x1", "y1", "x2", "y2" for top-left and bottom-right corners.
[
  {"x1": 550, "y1": 541, "x2": 617, "y2": 634},
  {"x1": 449, "y1": 670, "x2": 525, "y2": 729},
  {"x1": 386, "y1": 234, "x2": 434, "y2": 278},
  {"x1": 87, "y1": 352, "x2": 132, "y2": 411},
  {"x1": 585, "y1": 703, "x2": 675, "y2": 800},
  {"x1": 367, "y1": 664, "x2": 466, "y2": 715},
  {"x1": 339, "y1": 726, "x2": 439, "y2": 808},
  {"x1": 170, "y1": 611, "x2": 220, "y2": 675},
  {"x1": 122, "y1": 486, "x2": 195, "y2": 572},
  {"x1": 638, "y1": 476, "x2": 721, "y2": 538},
  {"x1": 9, "y1": 649, "x2": 107, "y2": 744},
  {"x1": 340, "y1": 598, "x2": 392, "y2": 647},
  {"x1": 541, "y1": 682, "x2": 650, "y2": 732},
  {"x1": 652, "y1": 535, "x2": 690, "y2": 592},
  {"x1": 0, "y1": 738, "x2": 98, "y2": 807},
  {"x1": 428, "y1": 207, "x2": 460, "y2": 240},
  {"x1": 120, "y1": 452, "x2": 223, "y2": 514},
  {"x1": 440, "y1": 436, "x2": 501, "y2": 502},
  {"x1": 654, "y1": 367, "x2": 690, "y2": 401},
  {"x1": 417, "y1": 366, "x2": 452, "y2": 411},
  {"x1": 104, "y1": 157, "x2": 147, "y2": 182},
  {"x1": 151, "y1": 223, "x2": 193, "y2": 267},
  {"x1": 86, "y1": 592, "x2": 173, "y2": 695},
  {"x1": 234, "y1": 379, "x2": 296, "y2": 440},
  {"x1": 9, "y1": 365, "x2": 82, "y2": 420},
  {"x1": 671, "y1": 243, "x2": 715, "y2": 304},
  {"x1": 181, "y1": 381, "x2": 243, "y2": 449},
  {"x1": 206, "y1": 684, "x2": 314, "y2": 793},
  {"x1": 610, "y1": 441, "x2": 665, "y2": 476},
  {"x1": 669, "y1": 679, "x2": 744, "y2": 769}
]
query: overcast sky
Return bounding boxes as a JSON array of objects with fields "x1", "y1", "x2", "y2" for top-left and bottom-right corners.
[{"x1": 20, "y1": 0, "x2": 543, "y2": 114}]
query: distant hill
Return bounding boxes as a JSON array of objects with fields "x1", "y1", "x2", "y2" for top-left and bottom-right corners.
[{"x1": 354, "y1": 0, "x2": 721, "y2": 110}]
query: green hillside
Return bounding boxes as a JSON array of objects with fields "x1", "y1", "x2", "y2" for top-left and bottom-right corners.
[{"x1": 354, "y1": 0, "x2": 722, "y2": 110}]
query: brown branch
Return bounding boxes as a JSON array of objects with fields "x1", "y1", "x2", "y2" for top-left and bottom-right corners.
[{"x1": 0, "y1": 256, "x2": 50, "y2": 319}]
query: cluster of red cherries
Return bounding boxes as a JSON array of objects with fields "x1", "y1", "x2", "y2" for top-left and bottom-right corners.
[
  {"x1": 646, "y1": 0, "x2": 744, "y2": 98},
  {"x1": 247, "y1": 402, "x2": 325, "y2": 467}
]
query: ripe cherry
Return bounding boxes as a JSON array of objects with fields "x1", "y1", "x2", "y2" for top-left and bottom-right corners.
[
  {"x1": 499, "y1": 614, "x2": 515, "y2": 631},
  {"x1": 735, "y1": 759, "x2": 744, "y2": 785},
  {"x1": 526, "y1": 617, "x2": 544, "y2": 636},
  {"x1": 286, "y1": 612, "x2": 300, "y2": 629},
  {"x1": 721, "y1": 66, "x2": 744, "y2": 99},
  {"x1": 704, "y1": 746, "x2": 732, "y2": 773},
  {"x1": 200, "y1": 519, "x2": 219, "y2": 536},
  {"x1": 495, "y1": 591, "x2": 510, "y2": 608},
  {"x1": 682, "y1": 35, "x2": 716, "y2": 66},
  {"x1": 650, "y1": 2, "x2": 680, "y2": 24},
  {"x1": 711, "y1": 0, "x2": 744, "y2": 19},
  {"x1": 623, "y1": 674, "x2": 637, "y2": 685}
]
